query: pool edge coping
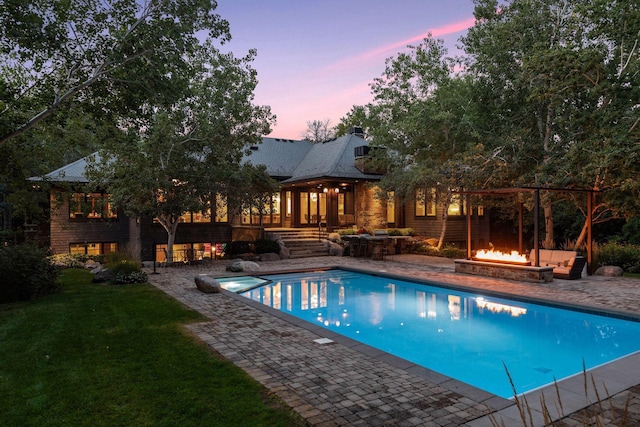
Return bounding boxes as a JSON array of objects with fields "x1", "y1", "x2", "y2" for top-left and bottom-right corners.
[{"x1": 211, "y1": 265, "x2": 640, "y2": 425}]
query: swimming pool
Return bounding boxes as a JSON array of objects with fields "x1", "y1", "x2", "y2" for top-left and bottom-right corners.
[{"x1": 222, "y1": 269, "x2": 640, "y2": 399}]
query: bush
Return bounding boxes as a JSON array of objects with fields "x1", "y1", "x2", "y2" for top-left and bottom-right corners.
[
  {"x1": 0, "y1": 243, "x2": 61, "y2": 303},
  {"x1": 254, "y1": 239, "x2": 280, "y2": 254},
  {"x1": 597, "y1": 243, "x2": 640, "y2": 273},
  {"x1": 114, "y1": 270, "x2": 148, "y2": 285},
  {"x1": 226, "y1": 241, "x2": 253, "y2": 256}
]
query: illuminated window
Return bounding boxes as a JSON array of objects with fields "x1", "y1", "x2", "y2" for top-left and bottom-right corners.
[
  {"x1": 70, "y1": 193, "x2": 117, "y2": 219},
  {"x1": 447, "y1": 193, "x2": 465, "y2": 216},
  {"x1": 415, "y1": 188, "x2": 436, "y2": 217},
  {"x1": 70, "y1": 242, "x2": 117, "y2": 255}
]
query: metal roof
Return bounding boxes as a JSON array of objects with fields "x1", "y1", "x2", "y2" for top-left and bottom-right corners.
[{"x1": 32, "y1": 135, "x2": 382, "y2": 184}]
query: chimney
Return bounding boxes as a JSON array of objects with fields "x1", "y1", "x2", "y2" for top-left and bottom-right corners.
[{"x1": 349, "y1": 126, "x2": 364, "y2": 137}]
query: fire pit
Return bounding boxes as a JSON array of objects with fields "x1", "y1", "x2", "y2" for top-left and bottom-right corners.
[{"x1": 455, "y1": 249, "x2": 553, "y2": 283}]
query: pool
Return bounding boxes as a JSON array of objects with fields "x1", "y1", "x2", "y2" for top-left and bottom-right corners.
[{"x1": 228, "y1": 269, "x2": 640, "y2": 399}]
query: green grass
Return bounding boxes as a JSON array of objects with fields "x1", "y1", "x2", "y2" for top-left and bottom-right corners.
[{"x1": 0, "y1": 269, "x2": 306, "y2": 427}]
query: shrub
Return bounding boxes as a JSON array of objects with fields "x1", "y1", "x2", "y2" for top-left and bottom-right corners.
[
  {"x1": 597, "y1": 243, "x2": 640, "y2": 273},
  {"x1": 337, "y1": 228, "x2": 357, "y2": 236},
  {"x1": 114, "y1": 270, "x2": 148, "y2": 285},
  {"x1": 226, "y1": 241, "x2": 253, "y2": 256},
  {"x1": 254, "y1": 239, "x2": 280, "y2": 254},
  {"x1": 50, "y1": 253, "x2": 105, "y2": 268},
  {"x1": 0, "y1": 243, "x2": 61, "y2": 303}
]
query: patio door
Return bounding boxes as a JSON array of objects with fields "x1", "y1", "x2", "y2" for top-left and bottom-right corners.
[{"x1": 299, "y1": 191, "x2": 326, "y2": 226}]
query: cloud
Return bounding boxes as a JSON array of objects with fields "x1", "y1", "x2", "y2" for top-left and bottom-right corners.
[{"x1": 325, "y1": 17, "x2": 476, "y2": 72}]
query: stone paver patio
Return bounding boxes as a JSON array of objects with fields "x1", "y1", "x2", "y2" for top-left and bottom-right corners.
[{"x1": 145, "y1": 255, "x2": 640, "y2": 426}]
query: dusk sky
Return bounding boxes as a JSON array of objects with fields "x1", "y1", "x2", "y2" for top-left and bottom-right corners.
[{"x1": 216, "y1": 1, "x2": 477, "y2": 139}]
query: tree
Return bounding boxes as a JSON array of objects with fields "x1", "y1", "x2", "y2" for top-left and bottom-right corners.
[
  {"x1": 301, "y1": 119, "x2": 335, "y2": 143},
  {"x1": 462, "y1": 0, "x2": 640, "y2": 249},
  {"x1": 0, "y1": 0, "x2": 230, "y2": 146},
  {"x1": 86, "y1": 45, "x2": 274, "y2": 262},
  {"x1": 365, "y1": 37, "x2": 490, "y2": 249},
  {"x1": 227, "y1": 164, "x2": 281, "y2": 237}
]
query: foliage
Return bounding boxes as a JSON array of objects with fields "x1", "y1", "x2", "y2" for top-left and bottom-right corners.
[
  {"x1": 613, "y1": 217, "x2": 640, "y2": 245},
  {"x1": 597, "y1": 243, "x2": 640, "y2": 273},
  {"x1": 85, "y1": 39, "x2": 275, "y2": 263},
  {"x1": 0, "y1": 243, "x2": 60, "y2": 303},
  {"x1": 254, "y1": 239, "x2": 280, "y2": 254},
  {"x1": 0, "y1": 0, "x2": 232, "y2": 146},
  {"x1": 226, "y1": 164, "x2": 281, "y2": 228},
  {"x1": 114, "y1": 270, "x2": 148, "y2": 285},
  {"x1": 0, "y1": 269, "x2": 305, "y2": 426},
  {"x1": 226, "y1": 241, "x2": 254, "y2": 256}
]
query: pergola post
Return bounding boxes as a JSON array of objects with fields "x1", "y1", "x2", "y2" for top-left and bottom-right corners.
[
  {"x1": 587, "y1": 191, "x2": 593, "y2": 275},
  {"x1": 519, "y1": 202, "x2": 524, "y2": 255},
  {"x1": 534, "y1": 189, "x2": 540, "y2": 267},
  {"x1": 466, "y1": 193, "x2": 472, "y2": 259}
]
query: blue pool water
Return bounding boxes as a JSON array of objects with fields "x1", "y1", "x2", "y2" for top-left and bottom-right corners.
[{"x1": 233, "y1": 269, "x2": 640, "y2": 398}]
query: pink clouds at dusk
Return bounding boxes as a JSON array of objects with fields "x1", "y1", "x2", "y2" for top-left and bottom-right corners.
[{"x1": 216, "y1": 1, "x2": 477, "y2": 139}]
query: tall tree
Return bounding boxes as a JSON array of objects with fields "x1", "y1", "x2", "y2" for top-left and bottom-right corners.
[
  {"x1": 86, "y1": 46, "x2": 274, "y2": 262},
  {"x1": 462, "y1": 0, "x2": 640, "y2": 248},
  {"x1": 366, "y1": 37, "x2": 489, "y2": 249},
  {"x1": 0, "y1": 0, "x2": 230, "y2": 146}
]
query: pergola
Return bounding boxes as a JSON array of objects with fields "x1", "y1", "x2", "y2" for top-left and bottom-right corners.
[{"x1": 457, "y1": 186, "x2": 599, "y2": 274}]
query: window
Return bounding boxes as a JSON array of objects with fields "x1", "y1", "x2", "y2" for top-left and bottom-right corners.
[
  {"x1": 155, "y1": 243, "x2": 212, "y2": 263},
  {"x1": 415, "y1": 188, "x2": 436, "y2": 217},
  {"x1": 241, "y1": 193, "x2": 281, "y2": 225},
  {"x1": 447, "y1": 193, "x2": 465, "y2": 216},
  {"x1": 215, "y1": 194, "x2": 228, "y2": 222},
  {"x1": 70, "y1": 242, "x2": 117, "y2": 255},
  {"x1": 70, "y1": 193, "x2": 117, "y2": 219},
  {"x1": 387, "y1": 191, "x2": 395, "y2": 224},
  {"x1": 285, "y1": 191, "x2": 292, "y2": 218}
]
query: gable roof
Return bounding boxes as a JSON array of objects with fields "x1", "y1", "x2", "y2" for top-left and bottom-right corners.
[
  {"x1": 32, "y1": 134, "x2": 381, "y2": 184},
  {"x1": 282, "y1": 134, "x2": 381, "y2": 184},
  {"x1": 242, "y1": 137, "x2": 313, "y2": 179},
  {"x1": 29, "y1": 155, "x2": 94, "y2": 183}
]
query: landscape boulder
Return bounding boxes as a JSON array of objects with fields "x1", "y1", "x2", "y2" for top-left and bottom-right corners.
[
  {"x1": 259, "y1": 252, "x2": 281, "y2": 262},
  {"x1": 594, "y1": 265, "x2": 624, "y2": 277},
  {"x1": 194, "y1": 276, "x2": 222, "y2": 293},
  {"x1": 279, "y1": 246, "x2": 291, "y2": 260},
  {"x1": 226, "y1": 260, "x2": 261, "y2": 272},
  {"x1": 92, "y1": 268, "x2": 116, "y2": 283},
  {"x1": 327, "y1": 232, "x2": 341, "y2": 242},
  {"x1": 328, "y1": 241, "x2": 345, "y2": 257}
]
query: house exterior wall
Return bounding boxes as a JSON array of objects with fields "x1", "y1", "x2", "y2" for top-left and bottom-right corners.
[
  {"x1": 49, "y1": 189, "x2": 131, "y2": 255},
  {"x1": 403, "y1": 203, "x2": 490, "y2": 248}
]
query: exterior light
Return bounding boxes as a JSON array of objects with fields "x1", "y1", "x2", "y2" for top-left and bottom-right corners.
[
  {"x1": 323, "y1": 188, "x2": 328, "y2": 193},
  {"x1": 334, "y1": 188, "x2": 340, "y2": 193}
]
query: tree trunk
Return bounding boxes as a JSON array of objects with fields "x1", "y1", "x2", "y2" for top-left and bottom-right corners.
[
  {"x1": 543, "y1": 201, "x2": 554, "y2": 249},
  {"x1": 437, "y1": 192, "x2": 451, "y2": 251},
  {"x1": 158, "y1": 216, "x2": 181, "y2": 265}
]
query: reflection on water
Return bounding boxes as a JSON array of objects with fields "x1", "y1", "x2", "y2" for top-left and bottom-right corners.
[{"x1": 240, "y1": 269, "x2": 640, "y2": 398}]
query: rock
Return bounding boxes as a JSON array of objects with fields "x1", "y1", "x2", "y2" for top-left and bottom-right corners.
[
  {"x1": 328, "y1": 232, "x2": 341, "y2": 242},
  {"x1": 259, "y1": 252, "x2": 281, "y2": 262},
  {"x1": 226, "y1": 260, "x2": 261, "y2": 272},
  {"x1": 90, "y1": 265, "x2": 103, "y2": 275},
  {"x1": 85, "y1": 259, "x2": 101, "y2": 269},
  {"x1": 194, "y1": 276, "x2": 221, "y2": 293},
  {"x1": 328, "y1": 241, "x2": 344, "y2": 257},
  {"x1": 594, "y1": 265, "x2": 624, "y2": 277},
  {"x1": 92, "y1": 268, "x2": 116, "y2": 283},
  {"x1": 279, "y1": 246, "x2": 291, "y2": 260}
]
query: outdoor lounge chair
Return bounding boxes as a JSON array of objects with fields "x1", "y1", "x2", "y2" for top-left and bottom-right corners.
[{"x1": 553, "y1": 256, "x2": 587, "y2": 280}]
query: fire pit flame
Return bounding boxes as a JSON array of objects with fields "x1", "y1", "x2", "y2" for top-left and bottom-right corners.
[{"x1": 474, "y1": 249, "x2": 528, "y2": 263}]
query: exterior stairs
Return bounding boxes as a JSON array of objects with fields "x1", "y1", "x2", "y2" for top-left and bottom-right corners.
[{"x1": 266, "y1": 228, "x2": 330, "y2": 259}]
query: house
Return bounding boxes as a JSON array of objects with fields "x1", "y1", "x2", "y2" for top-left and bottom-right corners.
[{"x1": 32, "y1": 129, "x2": 490, "y2": 260}]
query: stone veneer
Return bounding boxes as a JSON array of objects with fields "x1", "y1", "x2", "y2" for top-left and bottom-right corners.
[{"x1": 454, "y1": 259, "x2": 554, "y2": 283}]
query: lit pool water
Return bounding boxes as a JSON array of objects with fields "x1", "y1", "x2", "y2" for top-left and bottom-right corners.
[{"x1": 236, "y1": 269, "x2": 640, "y2": 398}]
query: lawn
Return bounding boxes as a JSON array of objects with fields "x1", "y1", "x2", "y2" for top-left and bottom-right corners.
[{"x1": 0, "y1": 269, "x2": 306, "y2": 427}]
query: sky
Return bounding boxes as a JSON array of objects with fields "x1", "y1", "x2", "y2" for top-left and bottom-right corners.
[{"x1": 215, "y1": 0, "x2": 477, "y2": 139}]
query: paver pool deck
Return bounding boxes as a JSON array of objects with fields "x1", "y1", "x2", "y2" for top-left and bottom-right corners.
[{"x1": 145, "y1": 255, "x2": 640, "y2": 426}]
